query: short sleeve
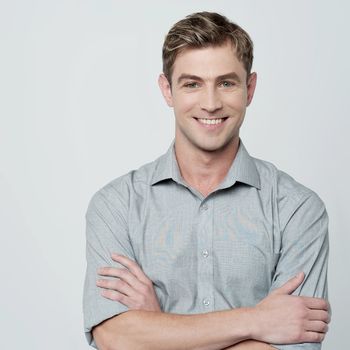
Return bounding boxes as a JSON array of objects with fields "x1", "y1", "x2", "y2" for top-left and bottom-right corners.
[
  {"x1": 83, "y1": 185, "x2": 134, "y2": 348},
  {"x1": 270, "y1": 192, "x2": 330, "y2": 350}
]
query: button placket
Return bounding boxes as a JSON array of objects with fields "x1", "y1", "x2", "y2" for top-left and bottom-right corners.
[{"x1": 197, "y1": 199, "x2": 214, "y2": 311}]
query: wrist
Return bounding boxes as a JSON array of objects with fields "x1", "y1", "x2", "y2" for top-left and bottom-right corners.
[
  {"x1": 229, "y1": 307, "x2": 256, "y2": 342},
  {"x1": 243, "y1": 306, "x2": 260, "y2": 341}
]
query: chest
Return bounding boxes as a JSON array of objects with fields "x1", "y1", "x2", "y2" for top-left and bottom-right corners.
[{"x1": 128, "y1": 183, "x2": 281, "y2": 310}]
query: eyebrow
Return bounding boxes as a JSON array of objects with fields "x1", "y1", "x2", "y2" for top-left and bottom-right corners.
[{"x1": 176, "y1": 72, "x2": 242, "y2": 85}]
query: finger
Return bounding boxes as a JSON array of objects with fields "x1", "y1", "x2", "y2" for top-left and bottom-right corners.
[
  {"x1": 100, "y1": 288, "x2": 131, "y2": 306},
  {"x1": 111, "y1": 253, "x2": 151, "y2": 285},
  {"x1": 98, "y1": 265, "x2": 150, "y2": 294},
  {"x1": 98, "y1": 266, "x2": 142, "y2": 287},
  {"x1": 271, "y1": 272, "x2": 305, "y2": 295},
  {"x1": 301, "y1": 296, "x2": 329, "y2": 311},
  {"x1": 302, "y1": 331, "x2": 325, "y2": 343},
  {"x1": 305, "y1": 320, "x2": 329, "y2": 334},
  {"x1": 97, "y1": 278, "x2": 137, "y2": 297},
  {"x1": 308, "y1": 309, "x2": 331, "y2": 323}
]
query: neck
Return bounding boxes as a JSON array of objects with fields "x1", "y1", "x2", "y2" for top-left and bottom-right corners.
[{"x1": 174, "y1": 137, "x2": 240, "y2": 197}]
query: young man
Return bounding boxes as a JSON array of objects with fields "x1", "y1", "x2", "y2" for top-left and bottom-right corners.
[{"x1": 83, "y1": 12, "x2": 330, "y2": 350}]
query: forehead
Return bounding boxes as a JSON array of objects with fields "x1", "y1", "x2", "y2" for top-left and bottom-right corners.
[{"x1": 172, "y1": 41, "x2": 246, "y2": 81}]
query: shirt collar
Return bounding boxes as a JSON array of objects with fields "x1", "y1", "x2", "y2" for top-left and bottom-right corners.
[{"x1": 150, "y1": 138, "x2": 261, "y2": 190}]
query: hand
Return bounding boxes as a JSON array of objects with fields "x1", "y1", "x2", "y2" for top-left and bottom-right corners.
[
  {"x1": 96, "y1": 253, "x2": 162, "y2": 312},
  {"x1": 251, "y1": 272, "x2": 330, "y2": 345}
]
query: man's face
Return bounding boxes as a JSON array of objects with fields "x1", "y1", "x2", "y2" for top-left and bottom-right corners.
[{"x1": 159, "y1": 40, "x2": 257, "y2": 153}]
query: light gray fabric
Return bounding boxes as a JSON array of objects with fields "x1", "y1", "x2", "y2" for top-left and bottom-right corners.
[{"x1": 83, "y1": 138, "x2": 329, "y2": 349}]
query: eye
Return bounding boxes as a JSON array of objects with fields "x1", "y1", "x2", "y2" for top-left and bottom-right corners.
[
  {"x1": 184, "y1": 82, "x2": 199, "y2": 88},
  {"x1": 220, "y1": 81, "x2": 235, "y2": 88}
]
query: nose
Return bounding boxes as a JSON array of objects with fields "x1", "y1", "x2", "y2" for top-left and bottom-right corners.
[{"x1": 199, "y1": 87, "x2": 223, "y2": 113}]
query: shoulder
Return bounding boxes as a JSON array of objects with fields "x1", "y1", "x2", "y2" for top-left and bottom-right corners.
[
  {"x1": 251, "y1": 156, "x2": 326, "y2": 222},
  {"x1": 87, "y1": 155, "x2": 161, "y2": 211}
]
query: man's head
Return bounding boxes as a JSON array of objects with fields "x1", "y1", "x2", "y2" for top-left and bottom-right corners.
[
  {"x1": 158, "y1": 12, "x2": 257, "y2": 154},
  {"x1": 162, "y1": 11, "x2": 254, "y2": 87}
]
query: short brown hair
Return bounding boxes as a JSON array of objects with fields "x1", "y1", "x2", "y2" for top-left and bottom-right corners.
[{"x1": 162, "y1": 11, "x2": 254, "y2": 86}]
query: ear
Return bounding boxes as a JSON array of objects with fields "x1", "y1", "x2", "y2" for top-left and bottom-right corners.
[
  {"x1": 158, "y1": 73, "x2": 174, "y2": 107},
  {"x1": 246, "y1": 72, "x2": 257, "y2": 107}
]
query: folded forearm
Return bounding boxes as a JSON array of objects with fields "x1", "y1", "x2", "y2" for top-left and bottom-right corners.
[
  {"x1": 96, "y1": 308, "x2": 254, "y2": 350},
  {"x1": 222, "y1": 340, "x2": 276, "y2": 349}
]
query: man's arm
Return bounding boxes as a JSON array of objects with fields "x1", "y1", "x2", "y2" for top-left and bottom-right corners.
[
  {"x1": 268, "y1": 189, "x2": 330, "y2": 350},
  {"x1": 94, "y1": 319, "x2": 281, "y2": 350},
  {"x1": 93, "y1": 272, "x2": 328, "y2": 350},
  {"x1": 93, "y1": 308, "x2": 252, "y2": 350}
]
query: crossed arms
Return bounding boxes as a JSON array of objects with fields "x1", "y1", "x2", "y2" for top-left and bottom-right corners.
[
  {"x1": 91, "y1": 254, "x2": 329, "y2": 350},
  {"x1": 84, "y1": 189, "x2": 330, "y2": 350}
]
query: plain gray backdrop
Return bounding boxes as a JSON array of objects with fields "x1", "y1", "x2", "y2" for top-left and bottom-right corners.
[{"x1": 0, "y1": 0, "x2": 349, "y2": 348}]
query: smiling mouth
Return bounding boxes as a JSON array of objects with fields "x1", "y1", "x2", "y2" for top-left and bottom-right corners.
[{"x1": 194, "y1": 117, "x2": 228, "y2": 125}]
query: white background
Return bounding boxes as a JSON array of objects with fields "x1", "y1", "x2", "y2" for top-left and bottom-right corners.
[{"x1": 0, "y1": 0, "x2": 349, "y2": 348}]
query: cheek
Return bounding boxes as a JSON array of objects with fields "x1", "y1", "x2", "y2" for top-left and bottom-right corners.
[
  {"x1": 223, "y1": 92, "x2": 247, "y2": 111},
  {"x1": 173, "y1": 94, "x2": 197, "y2": 113}
]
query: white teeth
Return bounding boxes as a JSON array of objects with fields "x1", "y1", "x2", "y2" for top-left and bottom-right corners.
[{"x1": 198, "y1": 118, "x2": 225, "y2": 125}]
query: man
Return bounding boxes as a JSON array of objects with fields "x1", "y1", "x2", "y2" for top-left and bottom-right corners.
[{"x1": 83, "y1": 11, "x2": 330, "y2": 350}]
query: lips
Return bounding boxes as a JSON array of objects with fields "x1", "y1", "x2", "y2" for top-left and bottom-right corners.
[{"x1": 193, "y1": 116, "x2": 229, "y2": 129}]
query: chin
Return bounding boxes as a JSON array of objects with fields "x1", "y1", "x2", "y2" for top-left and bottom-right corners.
[{"x1": 196, "y1": 141, "x2": 228, "y2": 153}]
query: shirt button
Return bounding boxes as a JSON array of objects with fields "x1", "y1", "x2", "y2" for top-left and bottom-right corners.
[
  {"x1": 201, "y1": 204, "x2": 208, "y2": 211},
  {"x1": 202, "y1": 298, "x2": 210, "y2": 306},
  {"x1": 202, "y1": 249, "x2": 209, "y2": 258}
]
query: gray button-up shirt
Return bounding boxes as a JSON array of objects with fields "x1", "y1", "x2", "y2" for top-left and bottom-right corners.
[{"x1": 83, "y1": 139, "x2": 329, "y2": 349}]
